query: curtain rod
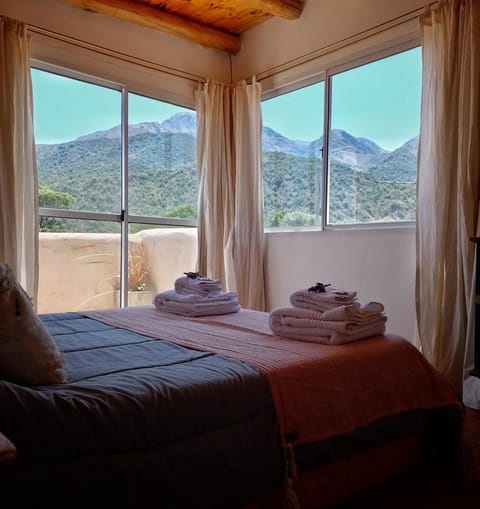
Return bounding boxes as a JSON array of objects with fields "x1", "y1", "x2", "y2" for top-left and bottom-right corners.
[
  {"x1": 256, "y1": 2, "x2": 438, "y2": 82},
  {"x1": 26, "y1": 23, "x2": 206, "y2": 84},
  {"x1": 24, "y1": 1, "x2": 439, "y2": 86}
]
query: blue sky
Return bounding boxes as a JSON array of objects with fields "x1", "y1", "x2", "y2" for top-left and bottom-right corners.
[
  {"x1": 32, "y1": 46, "x2": 421, "y2": 151},
  {"x1": 262, "y1": 46, "x2": 422, "y2": 151},
  {"x1": 31, "y1": 69, "x2": 187, "y2": 144}
]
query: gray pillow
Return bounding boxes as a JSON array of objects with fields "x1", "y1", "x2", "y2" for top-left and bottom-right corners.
[{"x1": 0, "y1": 264, "x2": 66, "y2": 385}]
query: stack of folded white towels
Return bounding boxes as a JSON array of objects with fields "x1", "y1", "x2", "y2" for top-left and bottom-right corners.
[
  {"x1": 153, "y1": 272, "x2": 241, "y2": 317},
  {"x1": 269, "y1": 282, "x2": 387, "y2": 345}
]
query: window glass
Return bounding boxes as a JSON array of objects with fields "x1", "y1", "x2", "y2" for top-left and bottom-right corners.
[
  {"x1": 262, "y1": 82, "x2": 324, "y2": 228},
  {"x1": 128, "y1": 93, "x2": 197, "y2": 220},
  {"x1": 32, "y1": 69, "x2": 121, "y2": 215},
  {"x1": 328, "y1": 47, "x2": 421, "y2": 225},
  {"x1": 261, "y1": 46, "x2": 421, "y2": 229},
  {"x1": 38, "y1": 219, "x2": 121, "y2": 313},
  {"x1": 32, "y1": 68, "x2": 197, "y2": 313}
]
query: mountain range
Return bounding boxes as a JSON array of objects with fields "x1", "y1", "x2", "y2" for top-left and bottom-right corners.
[
  {"x1": 36, "y1": 111, "x2": 417, "y2": 228},
  {"x1": 66, "y1": 111, "x2": 418, "y2": 182},
  {"x1": 76, "y1": 112, "x2": 197, "y2": 142}
]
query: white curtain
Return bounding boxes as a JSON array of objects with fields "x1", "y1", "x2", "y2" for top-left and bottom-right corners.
[
  {"x1": 0, "y1": 17, "x2": 38, "y2": 300},
  {"x1": 195, "y1": 80, "x2": 236, "y2": 292},
  {"x1": 195, "y1": 78, "x2": 265, "y2": 310},
  {"x1": 416, "y1": 0, "x2": 480, "y2": 398}
]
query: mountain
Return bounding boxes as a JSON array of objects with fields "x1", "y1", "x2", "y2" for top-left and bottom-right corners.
[
  {"x1": 159, "y1": 112, "x2": 196, "y2": 135},
  {"x1": 325, "y1": 130, "x2": 388, "y2": 169},
  {"x1": 368, "y1": 135, "x2": 419, "y2": 183},
  {"x1": 77, "y1": 122, "x2": 163, "y2": 141},
  {"x1": 261, "y1": 123, "x2": 412, "y2": 176},
  {"x1": 64, "y1": 111, "x2": 417, "y2": 181},
  {"x1": 76, "y1": 112, "x2": 197, "y2": 142},
  {"x1": 262, "y1": 126, "x2": 313, "y2": 157},
  {"x1": 36, "y1": 111, "x2": 418, "y2": 229}
]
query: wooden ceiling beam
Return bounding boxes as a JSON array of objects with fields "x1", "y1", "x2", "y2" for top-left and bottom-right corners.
[
  {"x1": 254, "y1": 0, "x2": 304, "y2": 20},
  {"x1": 55, "y1": 0, "x2": 241, "y2": 54}
]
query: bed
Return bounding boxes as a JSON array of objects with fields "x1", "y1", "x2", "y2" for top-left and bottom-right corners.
[{"x1": 0, "y1": 304, "x2": 464, "y2": 509}]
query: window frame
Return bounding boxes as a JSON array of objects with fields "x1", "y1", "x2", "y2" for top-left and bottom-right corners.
[
  {"x1": 261, "y1": 39, "x2": 421, "y2": 233},
  {"x1": 32, "y1": 61, "x2": 197, "y2": 307}
]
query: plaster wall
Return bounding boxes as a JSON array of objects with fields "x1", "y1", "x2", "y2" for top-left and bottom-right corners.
[
  {"x1": 38, "y1": 228, "x2": 197, "y2": 314},
  {"x1": 1, "y1": 0, "x2": 230, "y2": 106},
  {"x1": 264, "y1": 227, "x2": 417, "y2": 340}
]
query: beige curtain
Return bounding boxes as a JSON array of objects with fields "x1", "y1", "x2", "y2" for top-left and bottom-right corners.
[
  {"x1": 232, "y1": 78, "x2": 265, "y2": 310},
  {"x1": 195, "y1": 80, "x2": 236, "y2": 291},
  {"x1": 195, "y1": 79, "x2": 265, "y2": 310},
  {"x1": 0, "y1": 17, "x2": 38, "y2": 300},
  {"x1": 416, "y1": 0, "x2": 480, "y2": 398}
]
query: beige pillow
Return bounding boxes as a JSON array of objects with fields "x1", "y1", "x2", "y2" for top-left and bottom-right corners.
[{"x1": 0, "y1": 264, "x2": 66, "y2": 385}]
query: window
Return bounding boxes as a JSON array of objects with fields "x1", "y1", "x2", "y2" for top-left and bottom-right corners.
[
  {"x1": 32, "y1": 67, "x2": 197, "y2": 313},
  {"x1": 262, "y1": 82, "x2": 324, "y2": 228},
  {"x1": 127, "y1": 92, "x2": 198, "y2": 220},
  {"x1": 261, "y1": 46, "x2": 421, "y2": 229}
]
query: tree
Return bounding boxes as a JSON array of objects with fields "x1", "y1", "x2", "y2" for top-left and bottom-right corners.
[
  {"x1": 164, "y1": 204, "x2": 197, "y2": 219},
  {"x1": 39, "y1": 185, "x2": 74, "y2": 232}
]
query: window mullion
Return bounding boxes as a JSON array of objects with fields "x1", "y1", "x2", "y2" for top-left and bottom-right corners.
[
  {"x1": 321, "y1": 73, "x2": 332, "y2": 231},
  {"x1": 120, "y1": 86, "x2": 129, "y2": 308}
]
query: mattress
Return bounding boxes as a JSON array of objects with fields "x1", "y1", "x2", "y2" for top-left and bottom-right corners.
[
  {"x1": 0, "y1": 312, "x2": 282, "y2": 508},
  {"x1": 0, "y1": 308, "x2": 464, "y2": 509}
]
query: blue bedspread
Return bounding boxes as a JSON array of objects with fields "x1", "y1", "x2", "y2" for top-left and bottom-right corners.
[{"x1": 0, "y1": 312, "x2": 282, "y2": 509}]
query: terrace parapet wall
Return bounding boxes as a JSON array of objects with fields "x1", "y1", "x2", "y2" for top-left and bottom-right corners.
[{"x1": 38, "y1": 228, "x2": 198, "y2": 314}]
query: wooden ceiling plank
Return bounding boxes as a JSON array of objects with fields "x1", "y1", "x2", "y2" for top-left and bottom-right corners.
[
  {"x1": 252, "y1": 0, "x2": 304, "y2": 20},
  {"x1": 55, "y1": 0, "x2": 241, "y2": 54}
]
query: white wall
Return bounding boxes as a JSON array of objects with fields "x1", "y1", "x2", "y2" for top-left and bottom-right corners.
[
  {"x1": 38, "y1": 229, "x2": 197, "y2": 314},
  {"x1": 265, "y1": 227, "x2": 416, "y2": 339}
]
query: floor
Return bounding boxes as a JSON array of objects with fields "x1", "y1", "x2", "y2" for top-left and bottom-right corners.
[
  {"x1": 463, "y1": 406, "x2": 480, "y2": 479},
  {"x1": 335, "y1": 407, "x2": 480, "y2": 508}
]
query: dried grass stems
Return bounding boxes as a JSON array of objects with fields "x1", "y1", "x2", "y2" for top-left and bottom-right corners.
[{"x1": 112, "y1": 243, "x2": 151, "y2": 292}]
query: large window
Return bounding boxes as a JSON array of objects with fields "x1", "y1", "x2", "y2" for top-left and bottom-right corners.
[
  {"x1": 261, "y1": 46, "x2": 421, "y2": 229},
  {"x1": 127, "y1": 92, "x2": 197, "y2": 220},
  {"x1": 262, "y1": 82, "x2": 324, "y2": 228},
  {"x1": 32, "y1": 67, "x2": 197, "y2": 313}
]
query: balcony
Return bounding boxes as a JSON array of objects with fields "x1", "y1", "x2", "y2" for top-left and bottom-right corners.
[{"x1": 38, "y1": 227, "x2": 198, "y2": 314}]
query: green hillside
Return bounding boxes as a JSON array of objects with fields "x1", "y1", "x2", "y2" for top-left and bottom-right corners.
[
  {"x1": 262, "y1": 152, "x2": 415, "y2": 227},
  {"x1": 37, "y1": 132, "x2": 198, "y2": 223},
  {"x1": 36, "y1": 118, "x2": 417, "y2": 232}
]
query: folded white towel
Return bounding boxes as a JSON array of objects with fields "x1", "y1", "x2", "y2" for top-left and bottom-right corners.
[
  {"x1": 174, "y1": 275, "x2": 222, "y2": 296},
  {"x1": 289, "y1": 288, "x2": 357, "y2": 312},
  {"x1": 155, "y1": 289, "x2": 238, "y2": 305},
  {"x1": 155, "y1": 300, "x2": 241, "y2": 317},
  {"x1": 154, "y1": 289, "x2": 240, "y2": 317},
  {"x1": 269, "y1": 306, "x2": 386, "y2": 345}
]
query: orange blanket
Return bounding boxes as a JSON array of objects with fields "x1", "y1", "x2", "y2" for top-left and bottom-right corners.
[{"x1": 85, "y1": 306, "x2": 461, "y2": 446}]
